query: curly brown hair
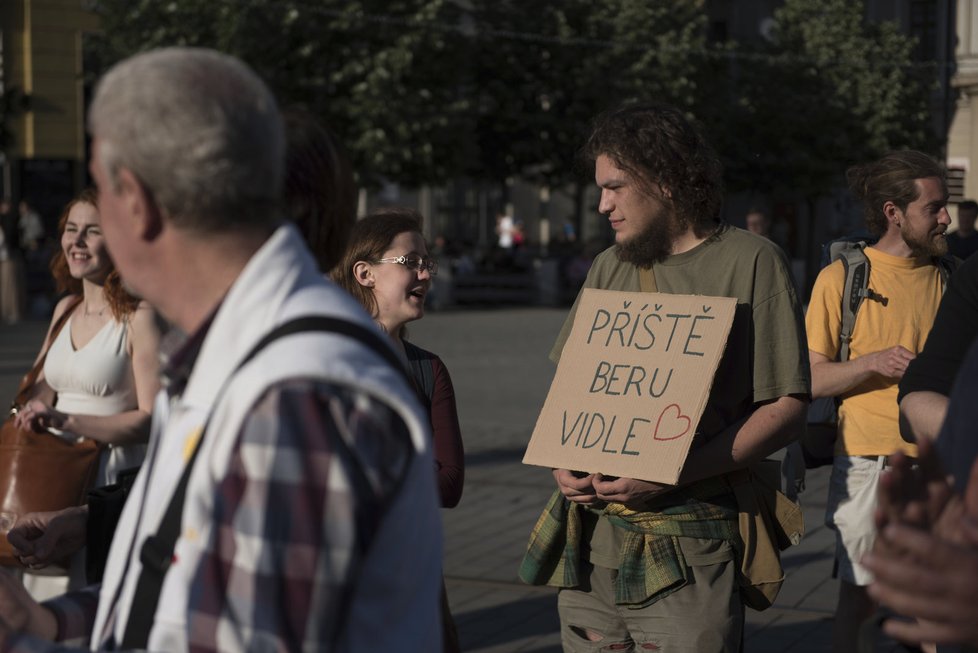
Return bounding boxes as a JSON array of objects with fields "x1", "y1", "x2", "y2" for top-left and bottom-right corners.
[
  {"x1": 584, "y1": 103, "x2": 723, "y2": 236},
  {"x1": 49, "y1": 188, "x2": 140, "y2": 321}
]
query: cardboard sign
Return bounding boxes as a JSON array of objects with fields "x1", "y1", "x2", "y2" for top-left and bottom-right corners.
[{"x1": 523, "y1": 289, "x2": 737, "y2": 484}]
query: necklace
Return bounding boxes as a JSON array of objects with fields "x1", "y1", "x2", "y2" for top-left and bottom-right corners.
[{"x1": 84, "y1": 303, "x2": 108, "y2": 317}]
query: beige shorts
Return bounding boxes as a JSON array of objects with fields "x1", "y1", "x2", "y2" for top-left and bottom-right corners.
[
  {"x1": 557, "y1": 537, "x2": 743, "y2": 652},
  {"x1": 825, "y1": 455, "x2": 886, "y2": 586}
]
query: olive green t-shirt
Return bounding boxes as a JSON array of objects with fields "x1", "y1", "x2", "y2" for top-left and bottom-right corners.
[{"x1": 551, "y1": 224, "x2": 811, "y2": 567}]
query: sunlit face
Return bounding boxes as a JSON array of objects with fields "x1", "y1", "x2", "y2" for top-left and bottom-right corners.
[
  {"x1": 61, "y1": 201, "x2": 111, "y2": 283},
  {"x1": 899, "y1": 176, "x2": 950, "y2": 258},
  {"x1": 595, "y1": 154, "x2": 679, "y2": 265},
  {"x1": 366, "y1": 231, "x2": 432, "y2": 333},
  {"x1": 596, "y1": 155, "x2": 667, "y2": 243}
]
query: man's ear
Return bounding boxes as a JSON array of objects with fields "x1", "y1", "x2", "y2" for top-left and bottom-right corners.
[
  {"x1": 117, "y1": 167, "x2": 163, "y2": 240},
  {"x1": 883, "y1": 200, "x2": 902, "y2": 227},
  {"x1": 353, "y1": 261, "x2": 375, "y2": 288}
]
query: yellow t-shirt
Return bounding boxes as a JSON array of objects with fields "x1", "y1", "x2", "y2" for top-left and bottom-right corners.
[{"x1": 806, "y1": 247, "x2": 943, "y2": 456}]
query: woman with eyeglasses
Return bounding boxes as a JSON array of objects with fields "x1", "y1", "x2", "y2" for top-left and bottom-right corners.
[{"x1": 332, "y1": 208, "x2": 463, "y2": 652}]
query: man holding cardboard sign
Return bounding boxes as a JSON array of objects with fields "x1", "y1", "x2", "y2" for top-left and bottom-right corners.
[{"x1": 519, "y1": 104, "x2": 810, "y2": 652}]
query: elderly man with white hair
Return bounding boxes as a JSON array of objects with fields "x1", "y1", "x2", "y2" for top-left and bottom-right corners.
[{"x1": 0, "y1": 47, "x2": 443, "y2": 652}]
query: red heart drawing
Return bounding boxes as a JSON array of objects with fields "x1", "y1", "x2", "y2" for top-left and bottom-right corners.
[{"x1": 653, "y1": 404, "x2": 692, "y2": 441}]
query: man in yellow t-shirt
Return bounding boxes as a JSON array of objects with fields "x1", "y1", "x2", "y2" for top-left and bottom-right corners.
[{"x1": 806, "y1": 150, "x2": 951, "y2": 653}]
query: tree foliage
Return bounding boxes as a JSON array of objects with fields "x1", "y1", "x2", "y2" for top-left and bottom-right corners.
[
  {"x1": 468, "y1": 0, "x2": 708, "y2": 188},
  {"x1": 711, "y1": 0, "x2": 939, "y2": 198},
  {"x1": 86, "y1": 0, "x2": 942, "y2": 209},
  {"x1": 86, "y1": 0, "x2": 710, "y2": 190},
  {"x1": 87, "y1": 0, "x2": 473, "y2": 187}
]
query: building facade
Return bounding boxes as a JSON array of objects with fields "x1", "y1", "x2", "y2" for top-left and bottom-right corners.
[
  {"x1": 0, "y1": 0, "x2": 97, "y2": 226},
  {"x1": 948, "y1": 1, "x2": 978, "y2": 203}
]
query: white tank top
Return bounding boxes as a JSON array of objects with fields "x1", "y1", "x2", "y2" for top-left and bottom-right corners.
[
  {"x1": 45, "y1": 316, "x2": 136, "y2": 415},
  {"x1": 43, "y1": 316, "x2": 145, "y2": 484}
]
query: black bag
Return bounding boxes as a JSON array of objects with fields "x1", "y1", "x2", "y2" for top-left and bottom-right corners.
[{"x1": 85, "y1": 466, "x2": 139, "y2": 584}]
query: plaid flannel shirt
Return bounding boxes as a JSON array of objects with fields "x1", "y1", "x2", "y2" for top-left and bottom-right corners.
[
  {"x1": 4, "y1": 326, "x2": 419, "y2": 652},
  {"x1": 519, "y1": 479, "x2": 738, "y2": 608}
]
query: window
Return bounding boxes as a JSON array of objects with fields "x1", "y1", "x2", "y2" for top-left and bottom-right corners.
[{"x1": 948, "y1": 167, "x2": 966, "y2": 203}]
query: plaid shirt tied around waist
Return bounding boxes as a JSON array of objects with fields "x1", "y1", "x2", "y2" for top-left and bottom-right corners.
[{"x1": 518, "y1": 479, "x2": 738, "y2": 608}]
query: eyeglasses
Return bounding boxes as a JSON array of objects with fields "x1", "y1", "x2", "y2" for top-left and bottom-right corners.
[{"x1": 374, "y1": 254, "x2": 439, "y2": 276}]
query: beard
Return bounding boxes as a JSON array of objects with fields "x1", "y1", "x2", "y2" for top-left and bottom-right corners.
[
  {"x1": 615, "y1": 210, "x2": 685, "y2": 268},
  {"x1": 903, "y1": 223, "x2": 948, "y2": 259}
]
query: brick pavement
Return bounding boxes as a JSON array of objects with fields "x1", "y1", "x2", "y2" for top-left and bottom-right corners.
[{"x1": 2, "y1": 309, "x2": 909, "y2": 652}]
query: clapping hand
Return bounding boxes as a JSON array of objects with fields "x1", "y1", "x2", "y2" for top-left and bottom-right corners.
[
  {"x1": 863, "y1": 439, "x2": 978, "y2": 647},
  {"x1": 0, "y1": 570, "x2": 57, "y2": 643},
  {"x1": 8, "y1": 506, "x2": 89, "y2": 570}
]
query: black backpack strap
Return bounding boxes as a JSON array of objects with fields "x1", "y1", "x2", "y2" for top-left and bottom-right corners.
[{"x1": 121, "y1": 316, "x2": 409, "y2": 649}]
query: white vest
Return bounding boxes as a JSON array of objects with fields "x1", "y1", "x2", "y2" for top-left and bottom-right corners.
[{"x1": 91, "y1": 225, "x2": 442, "y2": 652}]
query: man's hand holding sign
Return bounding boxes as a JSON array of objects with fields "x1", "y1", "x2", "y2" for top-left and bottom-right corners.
[{"x1": 552, "y1": 469, "x2": 674, "y2": 509}]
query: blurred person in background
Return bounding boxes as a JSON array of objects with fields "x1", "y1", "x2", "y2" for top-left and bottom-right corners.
[
  {"x1": 17, "y1": 199, "x2": 44, "y2": 253},
  {"x1": 1, "y1": 199, "x2": 27, "y2": 323},
  {"x1": 947, "y1": 200, "x2": 978, "y2": 261},
  {"x1": 0, "y1": 199, "x2": 15, "y2": 248},
  {"x1": 11, "y1": 188, "x2": 161, "y2": 599},
  {"x1": 496, "y1": 211, "x2": 514, "y2": 251},
  {"x1": 332, "y1": 208, "x2": 464, "y2": 652},
  {"x1": 745, "y1": 208, "x2": 771, "y2": 238},
  {"x1": 282, "y1": 107, "x2": 357, "y2": 273},
  {"x1": 0, "y1": 209, "x2": 7, "y2": 303}
]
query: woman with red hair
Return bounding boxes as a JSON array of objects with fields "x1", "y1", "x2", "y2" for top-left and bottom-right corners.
[{"x1": 12, "y1": 188, "x2": 161, "y2": 598}]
